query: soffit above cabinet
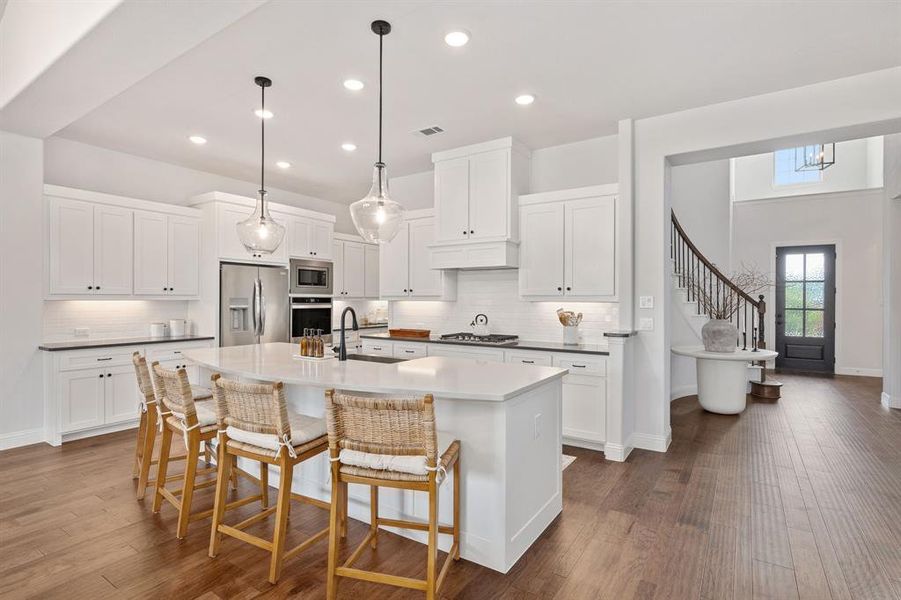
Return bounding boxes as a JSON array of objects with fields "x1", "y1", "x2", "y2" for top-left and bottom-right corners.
[{"x1": 187, "y1": 190, "x2": 336, "y2": 223}]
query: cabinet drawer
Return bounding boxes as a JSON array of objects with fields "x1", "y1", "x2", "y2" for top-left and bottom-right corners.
[
  {"x1": 554, "y1": 355, "x2": 606, "y2": 376},
  {"x1": 394, "y1": 343, "x2": 427, "y2": 359},
  {"x1": 145, "y1": 341, "x2": 211, "y2": 363},
  {"x1": 59, "y1": 347, "x2": 139, "y2": 371},
  {"x1": 505, "y1": 351, "x2": 552, "y2": 366},
  {"x1": 362, "y1": 340, "x2": 394, "y2": 357}
]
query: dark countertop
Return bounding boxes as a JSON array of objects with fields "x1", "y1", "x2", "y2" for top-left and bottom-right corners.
[
  {"x1": 38, "y1": 335, "x2": 215, "y2": 352},
  {"x1": 359, "y1": 332, "x2": 609, "y2": 356}
]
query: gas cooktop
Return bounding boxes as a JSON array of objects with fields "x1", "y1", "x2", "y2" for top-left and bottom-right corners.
[{"x1": 439, "y1": 333, "x2": 519, "y2": 345}]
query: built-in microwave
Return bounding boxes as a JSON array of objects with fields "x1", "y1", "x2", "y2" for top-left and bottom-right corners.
[{"x1": 289, "y1": 258, "x2": 332, "y2": 296}]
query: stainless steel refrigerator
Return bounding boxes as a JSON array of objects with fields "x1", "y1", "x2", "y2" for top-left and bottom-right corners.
[{"x1": 220, "y1": 263, "x2": 289, "y2": 347}]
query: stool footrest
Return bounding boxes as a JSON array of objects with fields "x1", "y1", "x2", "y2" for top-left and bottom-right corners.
[
  {"x1": 335, "y1": 567, "x2": 428, "y2": 591},
  {"x1": 284, "y1": 525, "x2": 330, "y2": 561},
  {"x1": 377, "y1": 517, "x2": 453, "y2": 535},
  {"x1": 219, "y1": 524, "x2": 273, "y2": 551}
]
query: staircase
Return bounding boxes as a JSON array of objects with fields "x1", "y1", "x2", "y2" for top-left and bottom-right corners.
[{"x1": 670, "y1": 209, "x2": 781, "y2": 399}]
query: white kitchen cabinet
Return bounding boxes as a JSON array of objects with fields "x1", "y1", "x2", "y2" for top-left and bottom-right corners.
[
  {"x1": 379, "y1": 212, "x2": 455, "y2": 300},
  {"x1": 290, "y1": 216, "x2": 333, "y2": 259},
  {"x1": 364, "y1": 244, "x2": 379, "y2": 298},
  {"x1": 504, "y1": 350, "x2": 553, "y2": 366},
  {"x1": 48, "y1": 197, "x2": 133, "y2": 296},
  {"x1": 59, "y1": 369, "x2": 106, "y2": 432},
  {"x1": 104, "y1": 364, "x2": 142, "y2": 425},
  {"x1": 332, "y1": 240, "x2": 345, "y2": 297},
  {"x1": 519, "y1": 202, "x2": 565, "y2": 296},
  {"x1": 434, "y1": 156, "x2": 470, "y2": 241},
  {"x1": 362, "y1": 339, "x2": 394, "y2": 357},
  {"x1": 217, "y1": 204, "x2": 288, "y2": 264},
  {"x1": 332, "y1": 239, "x2": 367, "y2": 298},
  {"x1": 93, "y1": 204, "x2": 134, "y2": 295},
  {"x1": 427, "y1": 344, "x2": 505, "y2": 362},
  {"x1": 394, "y1": 343, "x2": 427, "y2": 359},
  {"x1": 134, "y1": 211, "x2": 200, "y2": 297},
  {"x1": 468, "y1": 149, "x2": 510, "y2": 239},
  {"x1": 553, "y1": 354, "x2": 607, "y2": 450},
  {"x1": 519, "y1": 186, "x2": 618, "y2": 300}
]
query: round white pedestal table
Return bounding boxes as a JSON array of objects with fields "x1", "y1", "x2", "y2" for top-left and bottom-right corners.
[{"x1": 671, "y1": 346, "x2": 779, "y2": 414}]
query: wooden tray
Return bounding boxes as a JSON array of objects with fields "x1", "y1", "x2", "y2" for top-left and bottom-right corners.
[
  {"x1": 388, "y1": 328, "x2": 431, "y2": 338},
  {"x1": 291, "y1": 354, "x2": 335, "y2": 361}
]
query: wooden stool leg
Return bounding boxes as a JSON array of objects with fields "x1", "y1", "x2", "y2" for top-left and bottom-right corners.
[
  {"x1": 453, "y1": 457, "x2": 461, "y2": 560},
  {"x1": 370, "y1": 485, "x2": 379, "y2": 548},
  {"x1": 426, "y1": 478, "x2": 439, "y2": 600},
  {"x1": 152, "y1": 426, "x2": 173, "y2": 513},
  {"x1": 133, "y1": 410, "x2": 147, "y2": 478},
  {"x1": 339, "y1": 481, "x2": 348, "y2": 539},
  {"x1": 176, "y1": 431, "x2": 200, "y2": 539},
  {"x1": 136, "y1": 406, "x2": 158, "y2": 500},
  {"x1": 208, "y1": 438, "x2": 233, "y2": 558},
  {"x1": 204, "y1": 442, "x2": 212, "y2": 467},
  {"x1": 326, "y1": 465, "x2": 341, "y2": 600},
  {"x1": 230, "y1": 455, "x2": 238, "y2": 491},
  {"x1": 268, "y1": 455, "x2": 294, "y2": 584},
  {"x1": 259, "y1": 461, "x2": 269, "y2": 508}
]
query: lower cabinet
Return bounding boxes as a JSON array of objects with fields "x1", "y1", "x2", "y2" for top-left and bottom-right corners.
[
  {"x1": 427, "y1": 344, "x2": 505, "y2": 362},
  {"x1": 559, "y1": 373, "x2": 606, "y2": 448},
  {"x1": 361, "y1": 339, "x2": 394, "y2": 357},
  {"x1": 59, "y1": 364, "x2": 141, "y2": 433}
]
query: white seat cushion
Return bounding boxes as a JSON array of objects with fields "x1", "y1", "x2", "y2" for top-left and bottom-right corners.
[
  {"x1": 338, "y1": 431, "x2": 455, "y2": 476},
  {"x1": 226, "y1": 411, "x2": 326, "y2": 451},
  {"x1": 191, "y1": 385, "x2": 213, "y2": 401},
  {"x1": 172, "y1": 399, "x2": 217, "y2": 427}
]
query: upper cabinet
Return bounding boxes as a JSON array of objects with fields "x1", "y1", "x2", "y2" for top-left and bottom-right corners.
[
  {"x1": 289, "y1": 216, "x2": 333, "y2": 259},
  {"x1": 134, "y1": 212, "x2": 201, "y2": 297},
  {"x1": 364, "y1": 244, "x2": 379, "y2": 298},
  {"x1": 519, "y1": 185, "x2": 618, "y2": 301},
  {"x1": 215, "y1": 204, "x2": 288, "y2": 265},
  {"x1": 379, "y1": 210, "x2": 456, "y2": 301},
  {"x1": 430, "y1": 138, "x2": 531, "y2": 270}
]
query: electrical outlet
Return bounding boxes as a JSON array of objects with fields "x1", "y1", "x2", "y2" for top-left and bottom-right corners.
[
  {"x1": 74, "y1": 327, "x2": 89, "y2": 337},
  {"x1": 534, "y1": 413, "x2": 542, "y2": 439},
  {"x1": 639, "y1": 317, "x2": 654, "y2": 331},
  {"x1": 639, "y1": 295, "x2": 654, "y2": 309}
]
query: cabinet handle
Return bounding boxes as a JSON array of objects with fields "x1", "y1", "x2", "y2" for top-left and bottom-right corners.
[
  {"x1": 87, "y1": 285, "x2": 93, "y2": 290},
  {"x1": 470, "y1": 230, "x2": 474, "y2": 234},
  {"x1": 404, "y1": 350, "x2": 415, "y2": 354},
  {"x1": 97, "y1": 357, "x2": 112, "y2": 361},
  {"x1": 463, "y1": 230, "x2": 467, "y2": 235},
  {"x1": 107, "y1": 373, "x2": 112, "y2": 377},
  {"x1": 566, "y1": 287, "x2": 571, "y2": 291},
  {"x1": 409, "y1": 289, "x2": 413, "y2": 293},
  {"x1": 373, "y1": 346, "x2": 382, "y2": 351},
  {"x1": 99, "y1": 374, "x2": 104, "y2": 378},
  {"x1": 572, "y1": 364, "x2": 587, "y2": 368},
  {"x1": 95, "y1": 286, "x2": 100, "y2": 290},
  {"x1": 557, "y1": 287, "x2": 562, "y2": 291},
  {"x1": 522, "y1": 360, "x2": 535, "y2": 364}
]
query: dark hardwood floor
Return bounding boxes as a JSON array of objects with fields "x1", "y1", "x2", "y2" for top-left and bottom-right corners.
[{"x1": 2, "y1": 374, "x2": 900, "y2": 599}]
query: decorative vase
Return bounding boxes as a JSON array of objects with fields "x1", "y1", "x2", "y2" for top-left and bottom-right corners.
[
  {"x1": 563, "y1": 325, "x2": 579, "y2": 345},
  {"x1": 701, "y1": 319, "x2": 738, "y2": 353}
]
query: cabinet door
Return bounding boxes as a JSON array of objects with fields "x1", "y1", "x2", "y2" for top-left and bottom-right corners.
[
  {"x1": 60, "y1": 369, "x2": 105, "y2": 432},
  {"x1": 561, "y1": 375, "x2": 606, "y2": 443},
  {"x1": 332, "y1": 240, "x2": 345, "y2": 295},
  {"x1": 565, "y1": 196, "x2": 615, "y2": 297},
  {"x1": 519, "y1": 203, "x2": 564, "y2": 296},
  {"x1": 364, "y1": 244, "x2": 379, "y2": 298},
  {"x1": 468, "y1": 149, "x2": 509, "y2": 239},
  {"x1": 217, "y1": 205, "x2": 254, "y2": 261},
  {"x1": 48, "y1": 197, "x2": 94, "y2": 295},
  {"x1": 268, "y1": 211, "x2": 290, "y2": 263},
  {"x1": 434, "y1": 157, "x2": 470, "y2": 242},
  {"x1": 134, "y1": 211, "x2": 169, "y2": 295},
  {"x1": 104, "y1": 365, "x2": 141, "y2": 424},
  {"x1": 289, "y1": 217, "x2": 313, "y2": 257},
  {"x1": 379, "y1": 223, "x2": 409, "y2": 297},
  {"x1": 93, "y1": 204, "x2": 133, "y2": 295},
  {"x1": 408, "y1": 218, "x2": 442, "y2": 297},
  {"x1": 168, "y1": 216, "x2": 201, "y2": 296},
  {"x1": 311, "y1": 221, "x2": 334, "y2": 259},
  {"x1": 343, "y1": 242, "x2": 365, "y2": 298}
]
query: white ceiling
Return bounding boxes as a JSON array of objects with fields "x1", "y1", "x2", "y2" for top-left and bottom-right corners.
[{"x1": 55, "y1": 0, "x2": 901, "y2": 202}]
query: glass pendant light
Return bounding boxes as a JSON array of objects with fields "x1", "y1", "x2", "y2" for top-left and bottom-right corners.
[
  {"x1": 237, "y1": 76, "x2": 285, "y2": 255},
  {"x1": 350, "y1": 20, "x2": 404, "y2": 244}
]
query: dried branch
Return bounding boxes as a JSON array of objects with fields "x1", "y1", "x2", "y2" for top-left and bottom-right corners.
[{"x1": 685, "y1": 262, "x2": 772, "y2": 320}]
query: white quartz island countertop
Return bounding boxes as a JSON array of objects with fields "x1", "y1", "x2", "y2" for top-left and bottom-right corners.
[{"x1": 182, "y1": 342, "x2": 566, "y2": 401}]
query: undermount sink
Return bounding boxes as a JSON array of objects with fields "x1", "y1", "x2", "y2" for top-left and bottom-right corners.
[{"x1": 343, "y1": 353, "x2": 404, "y2": 364}]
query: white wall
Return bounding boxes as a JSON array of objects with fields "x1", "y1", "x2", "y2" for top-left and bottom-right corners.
[
  {"x1": 0, "y1": 131, "x2": 44, "y2": 443},
  {"x1": 732, "y1": 137, "x2": 884, "y2": 202},
  {"x1": 731, "y1": 189, "x2": 884, "y2": 376},
  {"x1": 44, "y1": 136, "x2": 358, "y2": 233},
  {"x1": 389, "y1": 170, "x2": 433, "y2": 211},
  {"x1": 389, "y1": 269, "x2": 618, "y2": 345},
  {"x1": 670, "y1": 160, "x2": 732, "y2": 269},
  {"x1": 529, "y1": 135, "x2": 619, "y2": 193},
  {"x1": 884, "y1": 134, "x2": 901, "y2": 407}
]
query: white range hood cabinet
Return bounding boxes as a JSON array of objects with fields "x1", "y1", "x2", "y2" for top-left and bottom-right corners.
[{"x1": 428, "y1": 137, "x2": 530, "y2": 270}]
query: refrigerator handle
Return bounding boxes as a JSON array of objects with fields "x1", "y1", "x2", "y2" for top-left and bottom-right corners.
[
  {"x1": 251, "y1": 279, "x2": 260, "y2": 336},
  {"x1": 259, "y1": 278, "x2": 266, "y2": 336}
]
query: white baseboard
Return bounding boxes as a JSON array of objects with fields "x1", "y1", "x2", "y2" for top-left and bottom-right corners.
[
  {"x1": 835, "y1": 366, "x2": 883, "y2": 377},
  {"x1": 882, "y1": 392, "x2": 901, "y2": 409},
  {"x1": 670, "y1": 384, "x2": 697, "y2": 401},
  {"x1": 0, "y1": 428, "x2": 46, "y2": 451},
  {"x1": 630, "y1": 428, "x2": 672, "y2": 453},
  {"x1": 61, "y1": 419, "x2": 138, "y2": 443},
  {"x1": 602, "y1": 442, "x2": 632, "y2": 462},
  {"x1": 562, "y1": 436, "x2": 605, "y2": 452}
]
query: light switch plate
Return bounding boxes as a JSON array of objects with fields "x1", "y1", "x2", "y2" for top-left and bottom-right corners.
[
  {"x1": 639, "y1": 317, "x2": 654, "y2": 331},
  {"x1": 639, "y1": 295, "x2": 654, "y2": 309}
]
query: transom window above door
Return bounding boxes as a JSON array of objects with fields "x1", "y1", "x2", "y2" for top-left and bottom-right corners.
[
  {"x1": 783, "y1": 252, "x2": 826, "y2": 338},
  {"x1": 773, "y1": 148, "x2": 823, "y2": 187}
]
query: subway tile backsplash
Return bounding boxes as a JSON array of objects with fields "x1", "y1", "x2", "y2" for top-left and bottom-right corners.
[
  {"x1": 43, "y1": 300, "x2": 190, "y2": 341},
  {"x1": 389, "y1": 270, "x2": 618, "y2": 344}
]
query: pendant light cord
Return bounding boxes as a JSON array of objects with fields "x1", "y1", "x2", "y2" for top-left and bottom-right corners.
[
  {"x1": 260, "y1": 83, "x2": 266, "y2": 207},
  {"x1": 378, "y1": 30, "x2": 383, "y2": 165}
]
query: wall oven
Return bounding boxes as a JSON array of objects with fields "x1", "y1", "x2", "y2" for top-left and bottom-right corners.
[
  {"x1": 289, "y1": 258, "x2": 332, "y2": 296},
  {"x1": 290, "y1": 297, "x2": 333, "y2": 343}
]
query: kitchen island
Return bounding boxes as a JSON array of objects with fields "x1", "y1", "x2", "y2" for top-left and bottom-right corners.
[{"x1": 183, "y1": 342, "x2": 567, "y2": 573}]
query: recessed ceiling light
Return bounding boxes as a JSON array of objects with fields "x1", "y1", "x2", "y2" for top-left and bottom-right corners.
[
  {"x1": 444, "y1": 30, "x2": 470, "y2": 47},
  {"x1": 343, "y1": 79, "x2": 364, "y2": 91},
  {"x1": 515, "y1": 94, "x2": 535, "y2": 106},
  {"x1": 341, "y1": 142, "x2": 357, "y2": 152},
  {"x1": 276, "y1": 161, "x2": 291, "y2": 169},
  {"x1": 254, "y1": 108, "x2": 273, "y2": 119},
  {"x1": 188, "y1": 135, "x2": 207, "y2": 145}
]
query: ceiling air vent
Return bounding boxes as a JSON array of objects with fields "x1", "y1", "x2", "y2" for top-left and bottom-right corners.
[{"x1": 415, "y1": 125, "x2": 444, "y2": 137}]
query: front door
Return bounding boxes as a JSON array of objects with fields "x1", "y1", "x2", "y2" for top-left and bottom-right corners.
[{"x1": 775, "y1": 245, "x2": 835, "y2": 373}]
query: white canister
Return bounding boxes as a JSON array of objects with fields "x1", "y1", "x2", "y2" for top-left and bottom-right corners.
[
  {"x1": 150, "y1": 322, "x2": 168, "y2": 338},
  {"x1": 563, "y1": 325, "x2": 580, "y2": 345},
  {"x1": 169, "y1": 319, "x2": 187, "y2": 337}
]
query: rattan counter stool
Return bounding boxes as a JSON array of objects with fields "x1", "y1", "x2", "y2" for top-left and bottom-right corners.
[
  {"x1": 150, "y1": 362, "x2": 267, "y2": 538},
  {"x1": 207, "y1": 374, "x2": 334, "y2": 584},
  {"x1": 324, "y1": 389, "x2": 461, "y2": 600},
  {"x1": 131, "y1": 352, "x2": 214, "y2": 500}
]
